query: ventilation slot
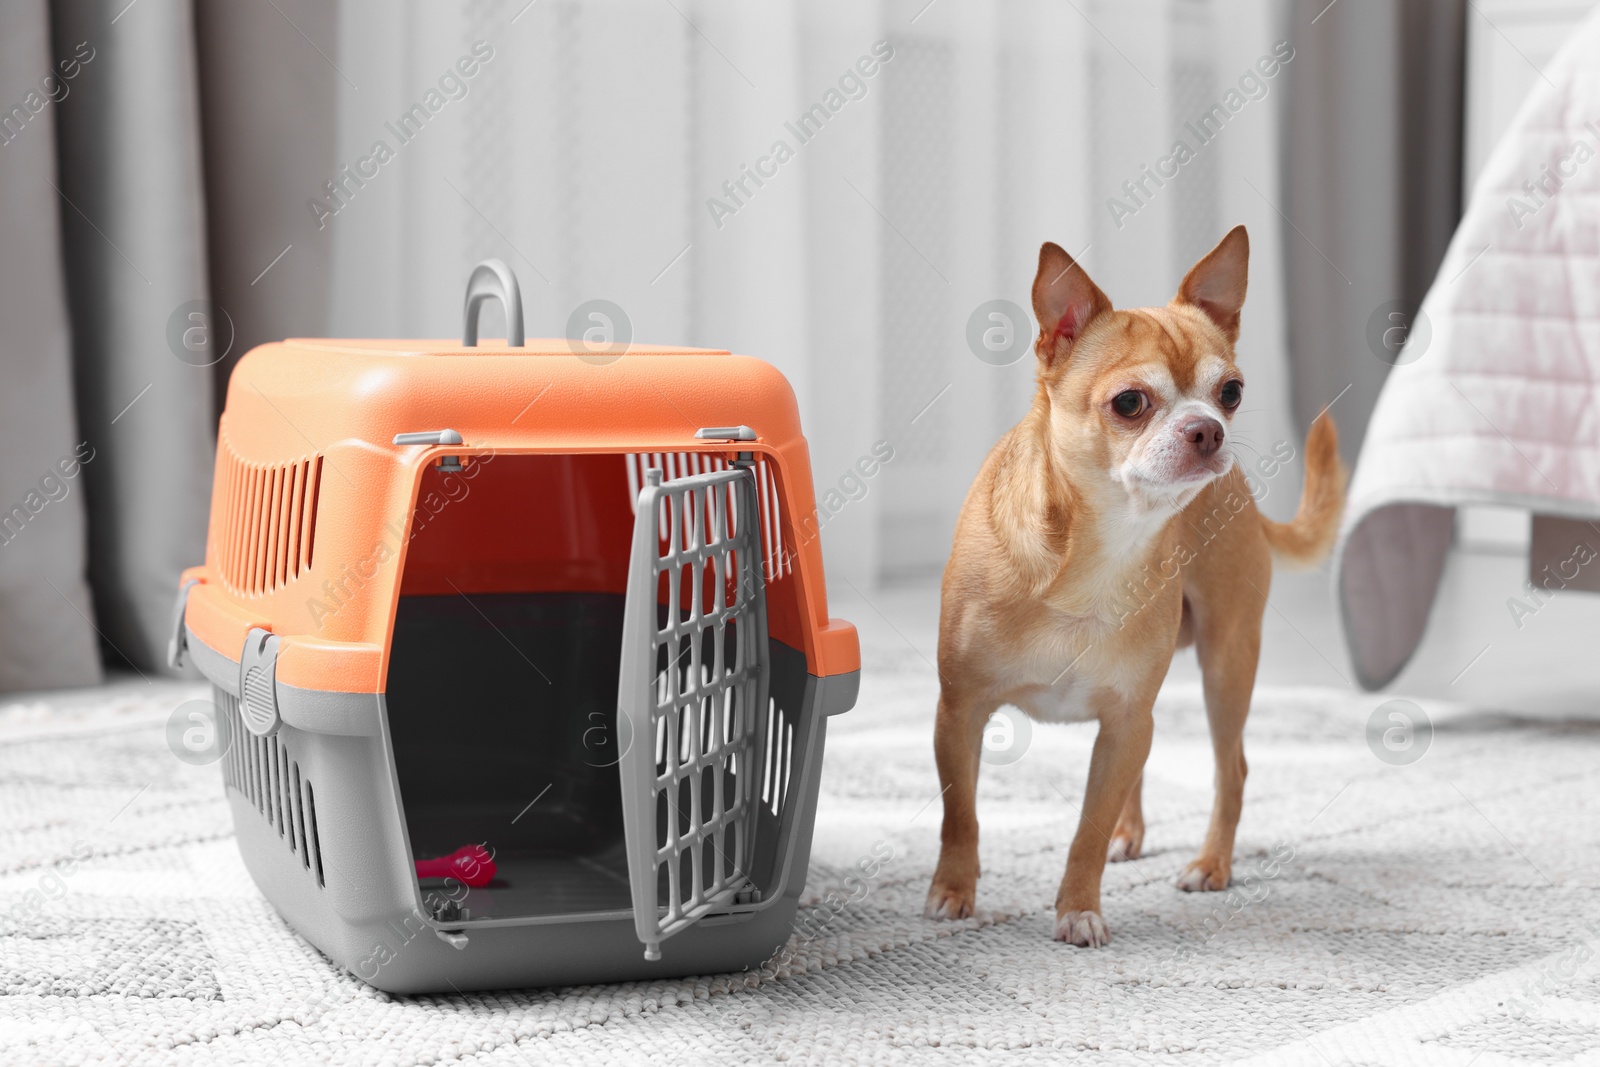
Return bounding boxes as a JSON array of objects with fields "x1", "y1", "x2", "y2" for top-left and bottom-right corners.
[
  {"x1": 218, "y1": 691, "x2": 324, "y2": 888},
  {"x1": 759, "y1": 696, "x2": 794, "y2": 817},
  {"x1": 625, "y1": 453, "x2": 789, "y2": 581},
  {"x1": 215, "y1": 436, "x2": 322, "y2": 596}
]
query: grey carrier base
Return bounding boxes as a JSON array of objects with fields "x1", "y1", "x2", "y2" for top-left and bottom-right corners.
[{"x1": 187, "y1": 624, "x2": 856, "y2": 994}]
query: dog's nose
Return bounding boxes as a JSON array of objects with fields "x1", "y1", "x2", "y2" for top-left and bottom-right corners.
[{"x1": 1181, "y1": 416, "x2": 1225, "y2": 457}]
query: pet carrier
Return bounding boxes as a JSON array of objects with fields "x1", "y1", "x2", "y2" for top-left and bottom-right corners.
[{"x1": 169, "y1": 260, "x2": 860, "y2": 993}]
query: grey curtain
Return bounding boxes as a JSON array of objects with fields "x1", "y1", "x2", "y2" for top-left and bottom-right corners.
[
  {"x1": 0, "y1": 0, "x2": 213, "y2": 691},
  {"x1": 0, "y1": 1, "x2": 102, "y2": 689},
  {"x1": 1282, "y1": 0, "x2": 1467, "y2": 463},
  {"x1": 193, "y1": 0, "x2": 339, "y2": 383},
  {"x1": 50, "y1": 0, "x2": 215, "y2": 676}
]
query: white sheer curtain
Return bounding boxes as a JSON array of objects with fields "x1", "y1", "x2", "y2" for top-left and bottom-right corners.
[{"x1": 318, "y1": 0, "x2": 1300, "y2": 590}]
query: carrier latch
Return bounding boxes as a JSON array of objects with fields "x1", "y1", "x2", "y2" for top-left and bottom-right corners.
[
  {"x1": 238, "y1": 628, "x2": 282, "y2": 737},
  {"x1": 429, "y1": 897, "x2": 470, "y2": 949},
  {"x1": 166, "y1": 579, "x2": 199, "y2": 670},
  {"x1": 694, "y1": 425, "x2": 757, "y2": 442},
  {"x1": 393, "y1": 429, "x2": 464, "y2": 446},
  {"x1": 393, "y1": 429, "x2": 466, "y2": 472}
]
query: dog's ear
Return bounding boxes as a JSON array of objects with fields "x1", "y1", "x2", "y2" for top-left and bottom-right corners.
[
  {"x1": 1176, "y1": 225, "x2": 1249, "y2": 343},
  {"x1": 1032, "y1": 242, "x2": 1111, "y2": 367}
]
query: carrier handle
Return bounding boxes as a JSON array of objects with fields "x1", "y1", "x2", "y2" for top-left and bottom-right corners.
[{"x1": 462, "y1": 259, "x2": 525, "y2": 347}]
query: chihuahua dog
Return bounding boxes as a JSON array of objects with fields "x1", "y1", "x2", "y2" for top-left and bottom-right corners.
[{"x1": 924, "y1": 226, "x2": 1345, "y2": 946}]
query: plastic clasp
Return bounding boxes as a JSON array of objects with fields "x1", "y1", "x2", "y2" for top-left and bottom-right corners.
[
  {"x1": 167, "y1": 579, "x2": 199, "y2": 670},
  {"x1": 694, "y1": 426, "x2": 756, "y2": 441},
  {"x1": 238, "y1": 628, "x2": 282, "y2": 737}
]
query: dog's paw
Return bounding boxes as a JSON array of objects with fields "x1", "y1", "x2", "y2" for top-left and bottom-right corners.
[
  {"x1": 1053, "y1": 909, "x2": 1111, "y2": 947},
  {"x1": 1176, "y1": 855, "x2": 1231, "y2": 892},
  {"x1": 1107, "y1": 829, "x2": 1143, "y2": 863},
  {"x1": 924, "y1": 882, "x2": 976, "y2": 921}
]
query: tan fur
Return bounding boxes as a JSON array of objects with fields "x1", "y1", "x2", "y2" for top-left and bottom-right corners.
[
  {"x1": 925, "y1": 227, "x2": 1346, "y2": 945},
  {"x1": 1258, "y1": 412, "x2": 1348, "y2": 568}
]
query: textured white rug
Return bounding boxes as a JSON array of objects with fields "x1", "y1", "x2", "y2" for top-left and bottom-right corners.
[{"x1": 2, "y1": 654, "x2": 1599, "y2": 1066}]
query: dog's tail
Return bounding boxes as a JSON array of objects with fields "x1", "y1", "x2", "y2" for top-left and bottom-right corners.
[{"x1": 1258, "y1": 413, "x2": 1348, "y2": 569}]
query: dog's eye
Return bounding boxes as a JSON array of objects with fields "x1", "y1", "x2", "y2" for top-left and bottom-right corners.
[
  {"x1": 1111, "y1": 391, "x2": 1145, "y2": 418},
  {"x1": 1219, "y1": 380, "x2": 1243, "y2": 410}
]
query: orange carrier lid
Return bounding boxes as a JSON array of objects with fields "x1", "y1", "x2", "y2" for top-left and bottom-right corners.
[{"x1": 184, "y1": 312, "x2": 858, "y2": 694}]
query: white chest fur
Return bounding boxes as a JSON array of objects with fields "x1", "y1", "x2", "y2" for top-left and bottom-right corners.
[
  {"x1": 1011, "y1": 676, "x2": 1097, "y2": 724},
  {"x1": 988, "y1": 608, "x2": 1159, "y2": 723}
]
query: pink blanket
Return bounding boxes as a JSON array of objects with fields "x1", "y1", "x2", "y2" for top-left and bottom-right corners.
[{"x1": 1334, "y1": 7, "x2": 1600, "y2": 688}]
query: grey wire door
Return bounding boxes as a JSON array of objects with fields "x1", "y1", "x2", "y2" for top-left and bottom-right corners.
[{"x1": 618, "y1": 464, "x2": 770, "y2": 960}]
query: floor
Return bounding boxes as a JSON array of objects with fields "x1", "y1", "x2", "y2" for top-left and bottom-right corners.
[
  {"x1": 8, "y1": 636, "x2": 1600, "y2": 1064},
  {"x1": 2, "y1": 543, "x2": 1598, "y2": 1064}
]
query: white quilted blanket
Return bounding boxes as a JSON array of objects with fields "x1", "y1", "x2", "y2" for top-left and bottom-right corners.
[{"x1": 1335, "y1": 7, "x2": 1600, "y2": 689}]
